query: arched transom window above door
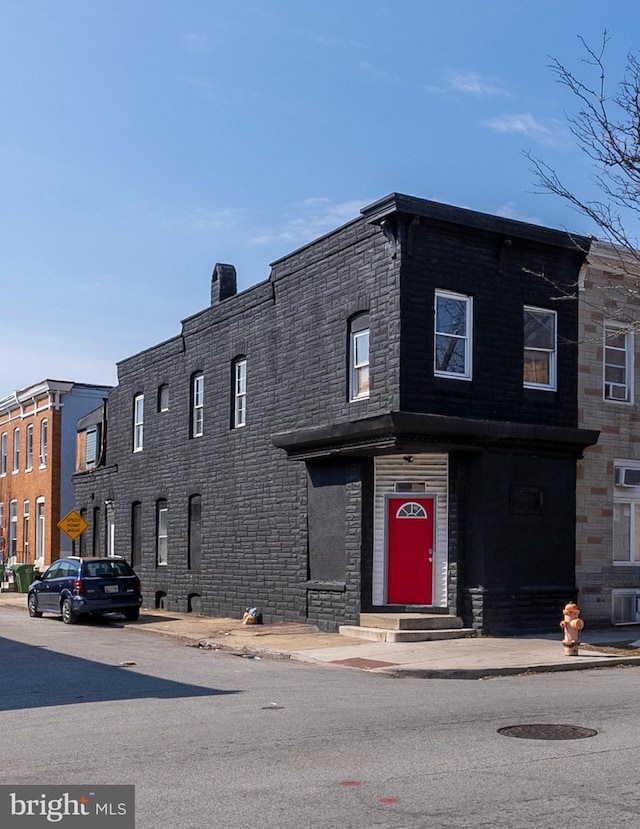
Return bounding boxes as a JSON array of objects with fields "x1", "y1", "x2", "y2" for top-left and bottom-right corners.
[{"x1": 396, "y1": 502, "x2": 428, "y2": 518}]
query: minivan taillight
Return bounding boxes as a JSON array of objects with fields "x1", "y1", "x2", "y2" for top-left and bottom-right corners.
[
  {"x1": 134, "y1": 577, "x2": 141, "y2": 592},
  {"x1": 73, "y1": 579, "x2": 85, "y2": 595}
]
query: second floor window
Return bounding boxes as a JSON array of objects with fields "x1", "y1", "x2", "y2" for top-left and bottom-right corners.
[
  {"x1": 191, "y1": 373, "x2": 204, "y2": 438},
  {"x1": 1, "y1": 433, "x2": 6, "y2": 476},
  {"x1": 158, "y1": 384, "x2": 169, "y2": 412},
  {"x1": 40, "y1": 420, "x2": 48, "y2": 467},
  {"x1": 85, "y1": 427, "x2": 99, "y2": 468},
  {"x1": 349, "y1": 314, "x2": 370, "y2": 401},
  {"x1": 233, "y1": 359, "x2": 247, "y2": 428},
  {"x1": 12, "y1": 428, "x2": 19, "y2": 472},
  {"x1": 26, "y1": 425, "x2": 33, "y2": 471},
  {"x1": 604, "y1": 323, "x2": 633, "y2": 403},
  {"x1": 434, "y1": 291, "x2": 472, "y2": 379},
  {"x1": 133, "y1": 394, "x2": 144, "y2": 452},
  {"x1": 524, "y1": 307, "x2": 557, "y2": 390}
]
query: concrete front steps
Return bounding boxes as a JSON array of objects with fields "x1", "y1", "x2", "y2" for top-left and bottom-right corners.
[{"x1": 339, "y1": 612, "x2": 479, "y2": 643}]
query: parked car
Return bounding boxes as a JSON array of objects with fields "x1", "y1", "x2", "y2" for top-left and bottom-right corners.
[{"x1": 27, "y1": 556, "x2": 143, "y2": 624}]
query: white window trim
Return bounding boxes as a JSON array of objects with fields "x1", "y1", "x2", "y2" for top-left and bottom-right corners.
[
  {"x1": 25, "y1": 424, "x2": 33, "y2": 472},
  {"x1": 39, "y1": 420, "x2": 48, "y2": 468},
  {"x1": 192, "y1": 374, "x2": 204, "y2": 438},
  {"x1": 157, "y1": 503, "x2": 168, "y2": 566},
  {"x1": 434, "y1": 290, "x2": 473, "y2": 380},
  {"x1": 35, "y1": 497, "x2": 45, "y2": 560},
  {"x1": 350, "y1": 328, "x2": 370, "y2": 401},
  {"x1": 613, "y1": 460, "x2": 640, "y2": 565},
  {"x1": 234, "y1": 359, "x2": 247, "y2": 428},
  {"x1": 604, "y1": 322, "x2": 634, "y2": 404},
  {"x1": 523, "y1": 306, "x2": 557, "y2": 391},
  {"x1": 133, "y1": 394, "x2": 144, "y2": 452},
  {"x1": 12, "y1": 428, "x2": 19, "y2": 473}
]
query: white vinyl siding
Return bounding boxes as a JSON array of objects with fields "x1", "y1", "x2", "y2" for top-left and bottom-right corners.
[{"x1": 373, "y1": 455, "x2": 449, "y2": 607}]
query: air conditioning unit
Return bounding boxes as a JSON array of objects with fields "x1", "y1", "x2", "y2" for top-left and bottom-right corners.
[
  {"x1": 615, "y1": 467, "x2": 640, "y2": 487},
  {"x1": 606, "y1": 382, "x2": 629, "y2": 401},
  {"x1": 612, "y1": 590, "x2": 640, "y2": 625}
]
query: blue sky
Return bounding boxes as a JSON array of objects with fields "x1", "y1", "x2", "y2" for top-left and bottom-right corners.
[{"x1": 1, "y1": 0, "x2": 639, "y2": 393}]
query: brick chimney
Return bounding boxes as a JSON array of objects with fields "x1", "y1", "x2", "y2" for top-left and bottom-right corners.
[{"x1": 211, "y1": 263, "x2": 237, "y2": 305}]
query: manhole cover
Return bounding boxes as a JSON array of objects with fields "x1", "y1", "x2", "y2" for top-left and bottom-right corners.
[{"x1": 498, "y1": 724, "x2": 598, "y2": 740}]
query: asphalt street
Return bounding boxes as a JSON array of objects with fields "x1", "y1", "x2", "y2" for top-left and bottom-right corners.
[{"x1": 2, "y1": 606, "x2": 640, "y2": 828}]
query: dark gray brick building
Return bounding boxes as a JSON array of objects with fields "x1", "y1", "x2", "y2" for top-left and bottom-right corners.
[{"x1": 73, "y1": 193, "x2": 599, "y2": 634}]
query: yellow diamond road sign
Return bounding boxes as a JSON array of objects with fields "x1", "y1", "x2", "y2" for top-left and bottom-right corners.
[{"x1": 58, "y1": 510, "x2": 89, "y2": 540}]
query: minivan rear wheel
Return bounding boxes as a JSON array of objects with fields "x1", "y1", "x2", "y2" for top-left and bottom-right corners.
[
  {"x1": 61, "y1": 598, "x2": 78, "y2": 625},
  {"x1": 123, "y1": 608, "x2": 140, "y2": 622}
]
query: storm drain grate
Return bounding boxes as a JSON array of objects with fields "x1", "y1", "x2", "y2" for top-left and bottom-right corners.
[{"x1": 498, "y1": 724, "x2": 598, "y2": 741}]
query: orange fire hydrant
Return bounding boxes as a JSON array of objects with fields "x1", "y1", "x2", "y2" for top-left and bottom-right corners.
[{"x1": 560, "y1": 602, "x2": 584, "y2": 656}]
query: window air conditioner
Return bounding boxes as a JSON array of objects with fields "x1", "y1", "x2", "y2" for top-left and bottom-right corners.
[
  {"x1": 615, "y1": 467, "x2": 640, "y2": 487},
  {"x1": 612, "y1": 590, "x2": 640, "y2": 625},
  {"x1": 606, "y1": 382, "x2": 629, "y2": 401}
]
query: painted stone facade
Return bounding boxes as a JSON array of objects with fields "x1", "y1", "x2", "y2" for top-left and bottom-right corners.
[
  {"x1": 577, "y1": 242, "x2": 640, "y2": 625},
  {"x1": 73, "y1": 194, "x2": 598, "y2": 634}
]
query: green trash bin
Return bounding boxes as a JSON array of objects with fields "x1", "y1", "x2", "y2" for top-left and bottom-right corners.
[{"x1": 12, "y1": 564, "x2": 35, "y2": 593}]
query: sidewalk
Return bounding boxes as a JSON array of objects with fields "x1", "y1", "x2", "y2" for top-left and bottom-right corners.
[{"x1": 3, "y1": 589, "x2": 640, "y2": 679}]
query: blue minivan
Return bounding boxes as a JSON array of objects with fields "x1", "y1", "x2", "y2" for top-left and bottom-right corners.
[{"x1": 27, "y1": 556, "x2": 143, "y2": 624}]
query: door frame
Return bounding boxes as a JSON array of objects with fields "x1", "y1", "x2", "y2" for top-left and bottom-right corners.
[{"x1": 383, "y1": 493, "x2": 437, "y2": 605}]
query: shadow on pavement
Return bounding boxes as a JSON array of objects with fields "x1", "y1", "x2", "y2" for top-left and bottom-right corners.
[{"x1": 0, "y1": 636, "x2": 240, "y2": 711}]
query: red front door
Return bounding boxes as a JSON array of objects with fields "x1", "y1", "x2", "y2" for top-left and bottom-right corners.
[{"x1": 386, "y1": 496, "x2": 434, "y2": 604}]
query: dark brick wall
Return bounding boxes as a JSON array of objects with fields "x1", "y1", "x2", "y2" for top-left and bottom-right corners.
[
  {"x1": 399, "y1": 220, "x2": 582, "y2": 426},
  {"x1": 72, "y1": 195, "x2": 590, "y2": 633},
  {"x1": 73, "y1": 217, "x2": 399, "y2": 628}
]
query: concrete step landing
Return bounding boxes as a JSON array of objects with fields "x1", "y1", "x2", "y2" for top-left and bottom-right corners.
[{"x1": 339, "y1": 612, "x2": 479, "y2": 643}]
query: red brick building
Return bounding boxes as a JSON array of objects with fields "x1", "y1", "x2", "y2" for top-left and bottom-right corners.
[{"x1": 0, "y1": 380, "x2": 111, "y2": 570}]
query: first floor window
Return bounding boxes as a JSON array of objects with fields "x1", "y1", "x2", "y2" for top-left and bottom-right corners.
[
  {"x1": 22, "y1": 501, "x2": 30, "y2": 563},
  {"x1": 188, "y1": 494, "x2": 202, "y2": 570},
  {"x1": 35, "y1": 498, "x2": 45, "y2": 559},
  {"x1": 435, "y1": 291, "x2": 472, "y2": 379},
  {"x1": 613, "y1": 502, "x2": 639, "y2": 563},
  {"x1": 614, "y1": 464, "x2": 640, "y2": 564},
  {"x1": 9, "y1": 500, "x2": 17, "y2": 557},
  {"x1": 131, "y1": 502, "x2": 142, "y2": 568},
  {"x1": 156, "y1": 500, "x2": 168, "y2": 566},
  {"x1": 524, "y1": 306, "x2": 557, "y2": 389}
]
